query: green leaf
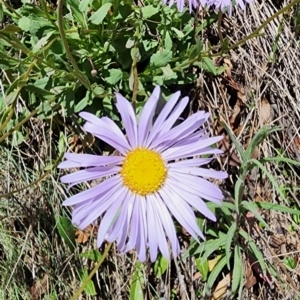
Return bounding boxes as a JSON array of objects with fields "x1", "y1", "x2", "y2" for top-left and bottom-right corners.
[
  {"x1": 11, "y1": 131, "x2": 25, "y2": 146},
  {"x1": 55, "y1": 216, "x2": 75, "y2": 252},
  {"x1": 80, "y1": 250, "x2": 102, "y2": 262},
  {"x1": 89, "y1": 3, "x2": 112, "y2": 25},
  {"x1": 239, "y1": 229, "x2": 267, "y2": 276},
  {"x1": 251, "y1": 201, "x2": 300, "y2": 215},
  {"x1": 66, "y1": 0, "x2": 85, "y2": 24},
  {"x1": 130, "y1": 262, "x2": 144, "y2": 300},
  {"x1": 0, "y1": 3, "x2": 3, "y2": 23},
  {"x1": 106, "y1": 69, "x2": 123, "y2": 85},
  {"x1": 259, "y1": 156, "x2": 300, "y2": 166},
  {"x1": 221, "y1": 121, "x2": 245, "y2": 160},
  {"x1": 32, "y1": 31, "x2": 55, "y2": 53},
  {"x1": 79, "y1": 0, "x2": 93, "y2": 12},
  {"x1": 201, "y1": 57, "x2": 217, "y2": 75},
  {"x1": 161, "y1": 65, "x2": 177, "y2": 79},
  {"x1": 0, "y1": 25, "x2": 21, "y2": 34},
  {"x1": 150, "y1": 49, "x2": 172, "y2": 68},
  {"x1": 249, "y1": 159, "x2": 287, "y2": 203},
  {"x1": 80, "y1": 267, "x2": 97, "y2": 296},
  {"x1": 231, "y1": 245, "x2": 243, "y2": 294},
  {"x1": 191, "y1": 234, "x2": 227, "y2": 259},
  {"x1": 206, "y1": 256, "x2": 227, "y2": 293},
  {"x1": 171, "y1": 27, "x2": 184, "y2": 39},
  {"x1": 141, "y1": 5, "x2": 159, "y2": 19},
  {"x1": 75, "y1": 90, "x2": 92, "y2": 113},
  {"x1": 195, "y1": 257, "x2": 209, "y2": 281},
  {"x1": 241, "y1": 201, "x2": 269, "y2": 229},
  {"x1": 154, "y1": 255, "x2": 169, "y2": 278},
  {"x1": 244, "y1": 126, "x2": 281, "y2": 162},
  {"x1": 225, "y1": 223, "x2": 236, "y2": 269},
  {"x1": 234, "y1": 177, "x2": 244, "y2": 213},
  {"x1": 17, "y1": 16, "x2": 32, "y2": 32},
  {"x1": 164, "y1": 31, "x2": 172, "y2": 50}
]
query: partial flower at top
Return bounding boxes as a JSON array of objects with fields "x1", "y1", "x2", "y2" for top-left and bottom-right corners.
[
  {"x1": 163, "y1": 0, "x2": 253, "y2": 15},
  {"x1": 163, "y1": 0, "x2": 200, "y2": 13},
  {"x1": 207, "y1": 0, "x2": 253, "y2": 15},
  {"x1": 58, "y1": 86, "x2": 227, "y2": 262}
]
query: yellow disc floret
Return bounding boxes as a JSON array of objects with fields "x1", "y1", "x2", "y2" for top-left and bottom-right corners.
[{"x1": 121, "y1": 148, "x2": 167, "y2": 196}]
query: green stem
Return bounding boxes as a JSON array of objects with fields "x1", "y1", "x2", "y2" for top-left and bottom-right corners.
[
  {"x1": 57, "y1": 0, "x2": 90, "y2": 90},
  {"x1": 70, "y1": 243, "x2": 112, "y2": 300},
  {"x1": 38, "y1": 0, "x2": 54, "y2": 24},
  {"x1": 131, "y1": 12, "x2": 141, "y2": 113}
]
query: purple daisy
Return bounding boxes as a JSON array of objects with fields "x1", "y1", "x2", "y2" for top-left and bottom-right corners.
[
  {"x1": 207, "y1": 0, "x2": 253, "y2": 15},
  {"x1": 163, "y1": 0, "x2": 252, "y2": 14},
  {"x1": 58, "y1": 86, "x2": 227, "y2": 262}
]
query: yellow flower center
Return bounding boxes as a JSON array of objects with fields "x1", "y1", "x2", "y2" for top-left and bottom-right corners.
[{"x1": 121, "y1": 148, "x2": 167, "y2": 196}]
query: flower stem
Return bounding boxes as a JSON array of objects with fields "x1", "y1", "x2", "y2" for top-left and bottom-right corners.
[
  {"x1": 131, "y1": 14, "x2": 141, "y2": 113},
  {"x1": 57, "y1": 0, "x2": 90, "y2": 90},
  {"x1": 70, "y1": 243, "x2": 112, "y2": 300}
]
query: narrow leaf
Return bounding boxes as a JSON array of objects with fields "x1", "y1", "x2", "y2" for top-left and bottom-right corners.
[
  {"x1": 89, "y1": 3, "x2": 112, "y2": 25},
  {"x1": 225, "y1": 223, "x2": 236, "y2": 269},
  {"x1": 130, "y1": 262, "x2": 144, "y2": 300}
]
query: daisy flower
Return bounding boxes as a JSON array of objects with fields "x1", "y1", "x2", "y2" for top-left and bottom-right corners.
[
  {"x1": 58, "y1": 86, "x2": 227, "y2": 262},
  {"x1": 163, "y1": 0, "x2": 252, "y2": 15},
  {"x1": 207, "y1": 0, "x2": 253, "y2": 15}
]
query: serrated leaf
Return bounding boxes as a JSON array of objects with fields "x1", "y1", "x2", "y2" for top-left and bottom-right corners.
[
  {"x1": 80, "y1": 250, "x2": 102, "y2": 261},
  {"x1": 56, "y1": 216, "x2": 75, "y2": 252},
  {"x1": 154, "y1": 256, "x2": 169, "y2": 278},
  {"x1": 130, "y1": 263, "x2": 144, "y2": 300},
  {"x1": 80, "y1": 267, "x2": 97, "y2": 296},
  {"x1": 141, "y1": 5, "x2": 159, "y2": 19},
  {"x1": 150, "y1": 49, "x2": 172, "y2": 68},
  {"x1": 106, "y1": 69, "x2": 123, "y2": 85},
  {"x1": 89, "y1": 3, "x2": 112, "y2": 25}
]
